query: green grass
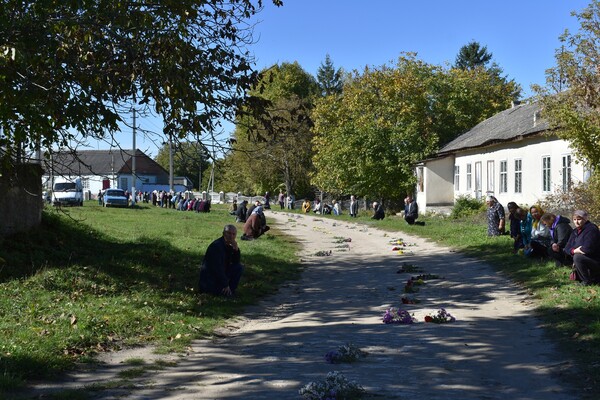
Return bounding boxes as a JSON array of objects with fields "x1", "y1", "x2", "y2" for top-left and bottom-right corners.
[{"x1": 0, "y1": 202, "x2": 301, "y2": 394}]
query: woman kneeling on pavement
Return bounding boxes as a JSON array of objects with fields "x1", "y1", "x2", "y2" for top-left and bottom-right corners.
[{"x1": 564, "y1": 210, "x2": 600, "y2": 285}]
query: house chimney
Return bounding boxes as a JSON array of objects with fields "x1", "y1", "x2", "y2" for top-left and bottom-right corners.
[
  {"x1": 511, "y1": 100, "x2": 521, "y2": 108},
  {"x1": 533, "y1": 110, "x2": 541, "y2": 127}
]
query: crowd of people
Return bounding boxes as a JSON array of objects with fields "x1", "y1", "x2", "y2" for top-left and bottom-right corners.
[{"x1": 487, "y1": 196, "x2": 600, "y2": 286}]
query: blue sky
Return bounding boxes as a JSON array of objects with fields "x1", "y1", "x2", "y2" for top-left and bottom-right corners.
[{"x1": 100, "y1": 0, "x2": 592, "y2": 156}]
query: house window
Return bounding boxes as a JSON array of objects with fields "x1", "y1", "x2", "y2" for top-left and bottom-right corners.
[
  {"x1": 486, "y1": 160, "x2": 495, "y2": 193},
  {"x1": 82, "y1": 178, "x2": 90, "y2": 189},
  {"x1": 120, "y1": 177, "x2": 128, "y2": 190},
  {"x1": 417, "y1": 166, "x2": 424, "y2": 192},
  {"x1": 542, "y1": 156, "x2": 551, "y2": 192},
  {"x1": 466, "y1": 163, "x2": 472, "y2": 191},
  {"x1": 499, "y1": 160, "x2": 507, "y2": 193},
  {"x1": 562, "y1": 155, "x2": 572, "y2": 192},
  {"x1": 515, "y1": 159, "x2": 522, "y2": 193},
  {"x1": 454, "y1": 165, "x2": 460, "y2": 191},
  {"x1": 475, "y1": 162, "x2": 482, "y2": 199}
]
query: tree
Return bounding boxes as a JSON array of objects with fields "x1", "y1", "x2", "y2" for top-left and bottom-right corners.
[
  {"x1": 454, "y1": 41, "x2": 493, "y2": 70},
  {"x1": 222, "y1": 62, "x2": 319, "y2": 197},
  {"x1": 535, "y1": 0, "x2": 600, "y2": 169},
  {"x1": 0, "y1": 0, "x2": 282, "y2": 173},
  {"x1": 155, "y1": 141, "x2": 210, "y2": 191},
  {"x1": 316, "y1": 54, "x2": 343, "y2": 96},
  {"x1": 311, "y1": 53, "x2": 520, "y2": 201},
  {"x1": 312, "y1": 55, "x2": 440, "y2": 201}
]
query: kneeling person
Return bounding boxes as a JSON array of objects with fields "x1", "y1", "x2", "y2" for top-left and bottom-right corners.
[{"x1": 198, "y1": 224, "x2": 244, "y2": 296}]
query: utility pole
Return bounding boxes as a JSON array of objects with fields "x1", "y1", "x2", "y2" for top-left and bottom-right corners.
[{"x1": 131, "y1": 93, "x2": 137, "y2": 205}]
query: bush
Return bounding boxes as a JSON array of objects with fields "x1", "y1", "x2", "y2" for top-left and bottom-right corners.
[
  {"x1": 541, "y1": 174, "x2": 600, "y2": 220},
  {"x1": 450, "y1": 195, "x2": 485, "y2": 219}
]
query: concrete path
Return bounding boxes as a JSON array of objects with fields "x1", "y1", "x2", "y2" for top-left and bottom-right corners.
[{"x1": 27, "y1": 211, "x2": 576, "y2": 399}]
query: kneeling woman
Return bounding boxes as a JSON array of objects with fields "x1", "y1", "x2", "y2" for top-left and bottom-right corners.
[{"x1": 564, "y1": 210, "x2": 600, "y2": 285}]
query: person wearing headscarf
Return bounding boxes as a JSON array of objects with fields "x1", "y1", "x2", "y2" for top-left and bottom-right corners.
[
  {"x1": 486, "y1": 196, "x2": 505, "y2": 236},
  {"x1": 564, "y1": 210, "x2": 600, "y2": 285},
  {"x1": 241, "y1": 205, "x2": 270, "y2": 240}
]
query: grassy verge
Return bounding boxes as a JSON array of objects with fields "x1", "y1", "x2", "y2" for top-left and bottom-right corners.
[{"x1": 0, "y1": 202, "x2": 302, "y2": 394}]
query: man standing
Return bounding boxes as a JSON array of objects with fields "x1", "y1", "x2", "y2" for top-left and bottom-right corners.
[
  {"x1": 349, "y1": 195, "x2": 358, "y2": 218},
  {"x1": 198, "y1": 225, "x2": 244, "y2": 296}
]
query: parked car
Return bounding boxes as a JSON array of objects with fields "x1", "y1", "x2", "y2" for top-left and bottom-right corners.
[{"x1": 102, "y1": 189, "x2": 129, "y2": 208}]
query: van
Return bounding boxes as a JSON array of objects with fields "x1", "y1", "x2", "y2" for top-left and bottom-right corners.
[{"x1": 52, "y1": 177, "x2": 84, "y2": 206}]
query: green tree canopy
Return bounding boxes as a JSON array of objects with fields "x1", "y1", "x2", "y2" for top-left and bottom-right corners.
[
  {"x1": 0, "y1": 0, "x2": 282, "y2": 172},
  {"x1": 535, "y1": 0, "x2": 600, "y2": 169},
  {"x1": 454, "y1": 41, "x2": 493, "y2": 70},
  {"x1": 316, "y1": 54, "x2": 343, "y2": 96},
  {"x1": 312, "y1": 55, "x2": 440, "y2": 201},
  {"x1": 155, "y1": 141, "x2": 210, "y2": 191},
  {"x1": 220, "y1": 62, "x2": 319, "y2": 197},
  {"x1": 311, "y1": 53, "x2": 521, "y2": 201}
]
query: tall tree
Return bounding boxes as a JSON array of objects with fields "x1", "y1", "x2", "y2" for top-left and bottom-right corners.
[
  {"x1": 311, "y1": 52, "x2": 521, "y2": 201},
  {"x1": 454, "y1": 41, "x2": 493, "y2": 70},
  {"x1": 155, "y1": 141, "x2": 210, "y2": 191},
  {"x1": 0, "y1": 0, "x2": 282, "y2": 173},
  {"x1": 316, "y1": 54, "x2": 343, "y2": 96},
  {"x1": 535, "y1": 0, "x2": 600, "y2": 169},
  {"x1": 312, "y1": 55, "x2": 440, "y2": 201},
  {"x1": 221, "y1": 62, "x2": 319, "y2": 197}
]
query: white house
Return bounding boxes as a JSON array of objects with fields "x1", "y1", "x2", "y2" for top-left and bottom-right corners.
[{"x1": 416, "y1": 102, "x2": 588, "y2": 213}]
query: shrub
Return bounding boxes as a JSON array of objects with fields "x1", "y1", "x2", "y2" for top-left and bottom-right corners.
[
  {"x1": 541, "y1": 174, "x2": 600, "y2": 220},
  {"x1": 450, "y1": 195, "x2": 485, "y2": 219}
]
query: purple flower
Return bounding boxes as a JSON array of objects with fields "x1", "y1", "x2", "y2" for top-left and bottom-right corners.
[{"x1": 324, "y1": 350, "x2": 341, "y2": 364}]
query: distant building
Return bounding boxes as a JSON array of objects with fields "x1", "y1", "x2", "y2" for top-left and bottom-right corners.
[{"x1": 42, "y1": 149, "x2": 186, "y2": 196}]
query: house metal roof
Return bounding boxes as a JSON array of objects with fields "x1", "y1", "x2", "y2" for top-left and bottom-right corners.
[
  {"x1": 438, "y1": 102, "x2": 548, "y2": 156},
  {"x1": 44, "y1": 149, "x2": 168, "y2": 177}
]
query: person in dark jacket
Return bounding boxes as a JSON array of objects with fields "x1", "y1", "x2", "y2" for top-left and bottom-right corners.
[
  {"x1": 235, "y1": 200, "x2": 248, "y2": 223},
  {"x1": 564, "y1": 210, "x2": 600, "y2": 285},
  {"x1": 371, "y1": 201, "x2": 385, "y2": 220},
  {"x1": 541, "y1": 212, "x2": 572, "y2": 266},
  {"x1": 198, "y1": 225, "x2": 244, "y2": 296},
  {"x1": 404, "y1": 195, "x2": 418, "y2": 225},
  {"x1": 507, "y1": 202, "x2": 524, "y2": 254}
]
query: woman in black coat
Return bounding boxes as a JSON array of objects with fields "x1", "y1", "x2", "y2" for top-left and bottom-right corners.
[
  {"x1": 540, "y1": 212, "x2": 572, "y2": 266},
  {"x1": 563, "y1": 210, "x2": 600, "y2": 285}
]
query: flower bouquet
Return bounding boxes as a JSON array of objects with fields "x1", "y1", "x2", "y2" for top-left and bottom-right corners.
[
  {"x1": 382, "y1": 307, "x2": 416, "y2": 324},
  {"x1": 334, "y1": 237, "x2": 352, "y2": 243},
  {"x1": 299, "y1": 371, "x2": 365, "y2": 400},
  {"x1": 314, "y1": 250, "x2": 332, "y2": 256},
  {"x1": 424, "y1": 308, "x2": 456, "y2": 323},
  {"x1": 324, "y1": 342, "x2": 367, "y2": 364}
]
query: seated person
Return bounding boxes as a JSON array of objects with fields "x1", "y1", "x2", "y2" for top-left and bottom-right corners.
[
  {"x1": 540, "y1": 212, "x2": 572, "y2": 267},
  {"x1": 507, "y1": 202, "x2": 524, "y2": 254},
  {"x1": 371, "y1": 201, "x2": 385, "y2": 220},
  {"x1": 404, "y1": 195, "x2": 418, "y2": 225},
  {"x1": 564, "y1": 210, "x2": 600, "y2": 285},
  {"x1": 312, "y1": 199, "x2": 322, "y2": 214},
  {"x1": 302, "y1": 199, "x2": 311, "y2": 213},
  {"x1": 229, "y1": 200, "x2": 238, "y2": 215},
  {"x1": 332, "y1": 200, "x2": 341, "y2": 216},
  {"x1": 528, "y1": 205, "x2": 551, "y2": 258},
  {"x1": 235, "y1": 200, "x2": 248, "y2": 223},
  {"x1": 241, "y1": 206, "x2": 270, "y2": 240},
  {"x1": 322, "y1": 203, "x2": 332, "y2": 215},
  {"x1": 198, "y1": 224, "x2": 244, "y2": 296}
]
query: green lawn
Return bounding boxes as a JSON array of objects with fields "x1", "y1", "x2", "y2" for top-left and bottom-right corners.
[
  {"x1": 1, "y1": 203, "x2": 598, "y2": 396},
  {"x1": 0, "y1": 202, "x2": 302, "y2": 393}
]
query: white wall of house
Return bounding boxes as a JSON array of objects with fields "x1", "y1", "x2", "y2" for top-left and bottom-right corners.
[
  {"x1": 416, "y1": 156, "x2": 455, "y2": 213},
  {"x1": 452, "y1": 135, "x2": 586, "y2": 208}
]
